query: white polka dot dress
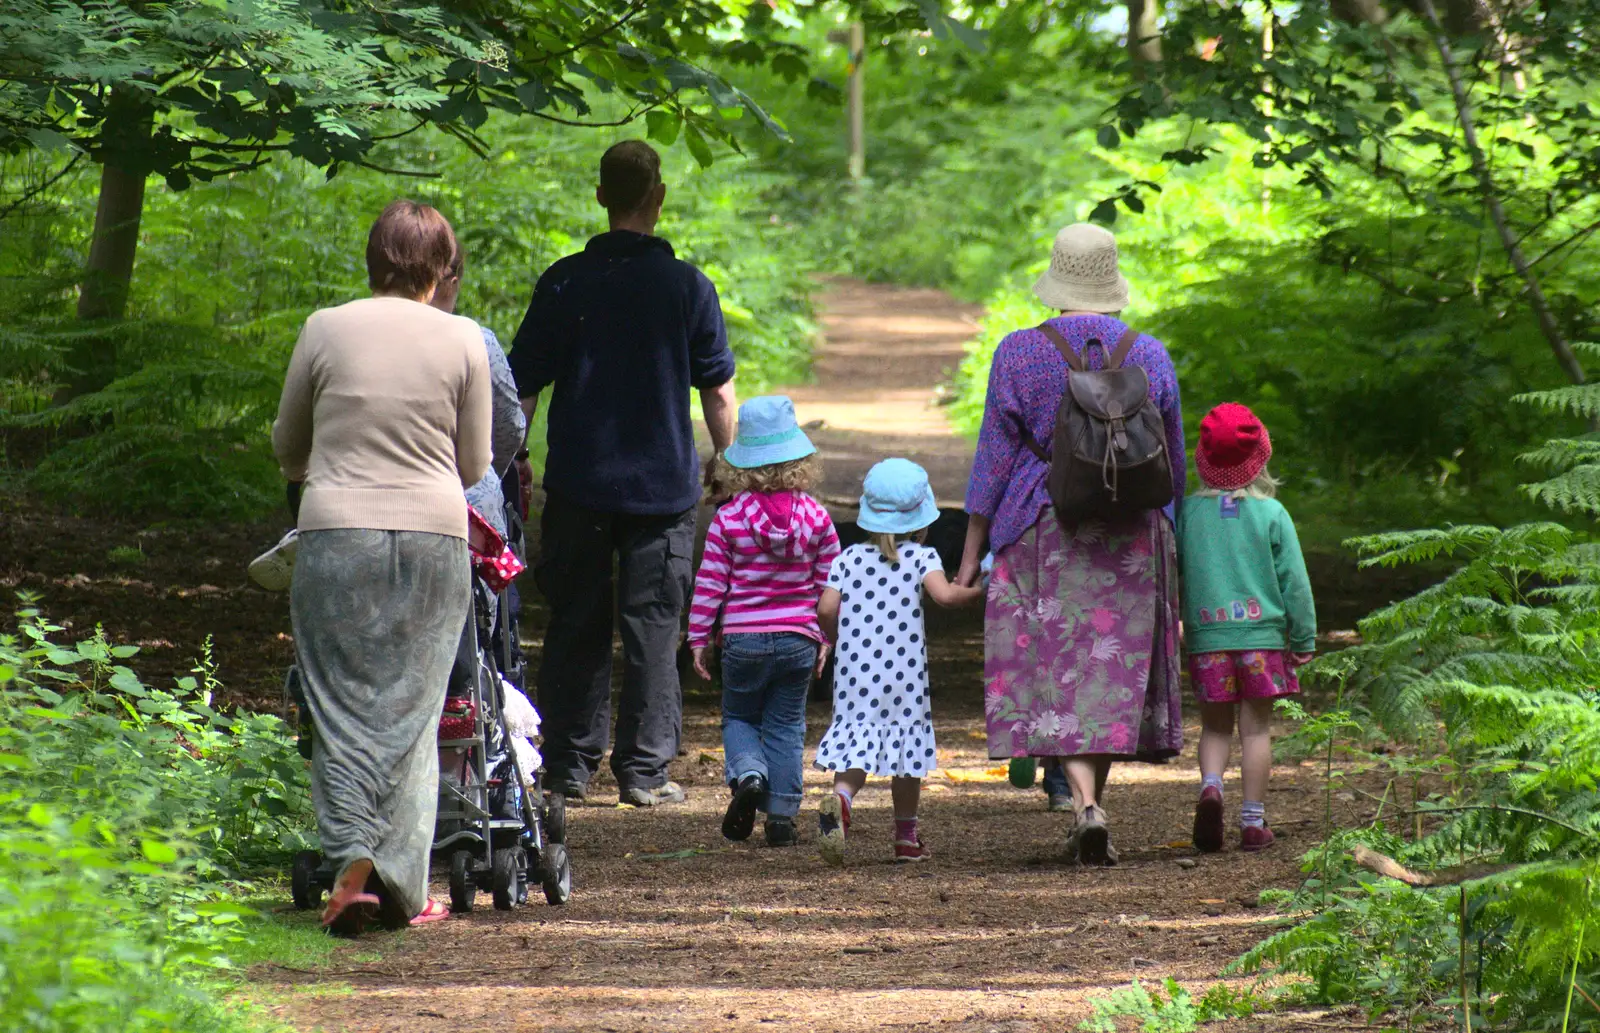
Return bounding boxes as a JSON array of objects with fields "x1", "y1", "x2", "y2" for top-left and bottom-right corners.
[{"x1": 815, "y1": 542, "x2": 941, "y2": 778}]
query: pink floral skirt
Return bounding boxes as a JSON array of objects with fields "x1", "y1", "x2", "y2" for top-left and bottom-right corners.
[
  {"x1": 1188, "y1": 650, "x2": 1300, "y2": 704},
  {"x1": 984, "y1": 508, "x2": 1182, "y2": 761}
]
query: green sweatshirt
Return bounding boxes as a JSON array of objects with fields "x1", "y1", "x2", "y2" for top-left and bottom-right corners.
[{"x1": 1177, "y1": 493, "x2": 1316, "y2": 655}]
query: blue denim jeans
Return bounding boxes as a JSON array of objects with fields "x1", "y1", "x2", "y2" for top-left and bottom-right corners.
[
  {"x1": 1042, "y1": 757, "x2": 1070, "y2": 798},
  {"x1": 720, "y1": 632, "x2": 817, "y2": 819}
]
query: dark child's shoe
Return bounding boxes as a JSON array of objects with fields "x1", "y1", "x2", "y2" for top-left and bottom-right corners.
[
  {"x1": 722, "y1": 773, "x2": 768, "y2": 842},
  {"x1": 1193, "y1": 785, "x2": 1225, "y2": 854},
  {"x1": 621, "y1": 781, "x2": 686, "y2": 807},
  {"x1": 764, "y1": 816, "x2": 798, "y2": 847},
  {"x1": 818, "y1": 792, "x2": 851, "y2": 867},
  {"x1": 1047, "y1": 792, "x2": 1074, "y2": 813},
  {"x1": 893, "y1": 836, "x2": 932, "y2": 863},
  {"x1": 1240, "y1": 823, "x2": 1276, "y2": 852}
]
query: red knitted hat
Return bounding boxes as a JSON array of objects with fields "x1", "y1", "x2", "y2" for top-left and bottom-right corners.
[{"x1": 1196, "y1": 403, "x2": 1272, "y2": 491}]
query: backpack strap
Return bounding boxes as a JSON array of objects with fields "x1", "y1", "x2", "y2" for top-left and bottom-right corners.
[
  {"x1": 1038, "y1": 323, "x2": 1140, "y2": 370},
  {"x1": 1107, "y1": 326, "x2": 1140, "y2": 370},
  {"x1": 1036, "y1": 323, "x2": 1086, "y2": 372}
]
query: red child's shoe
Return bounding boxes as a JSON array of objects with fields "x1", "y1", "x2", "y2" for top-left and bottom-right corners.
[
  {"x1": 893, "y1": 836, "x2": 932, "y2": 863},
  {"x1": 818, "y1": 792, "x2": 851, "y2": 867},
  {"x1": 1193, "y1": 785, "x2": 1225, "y2": 854},
  {"x1": 1240, "y1": 823, "x2": 1276, "y2": 852}
]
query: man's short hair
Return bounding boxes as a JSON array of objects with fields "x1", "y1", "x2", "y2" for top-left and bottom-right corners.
[
  {"x1": 366, "y1": 199, "x2": 457, "y2": 297},
  {"x1": 599, "y1": 140, "x2": 662, "y2": 214}
]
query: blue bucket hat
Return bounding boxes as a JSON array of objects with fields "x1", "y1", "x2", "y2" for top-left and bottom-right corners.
[
  {"x1": 857, "y1": 458, "x2": 939, "y2": 535},
  {"x1": 723, "y1": 395, "x2": 817, "y2": 469}
]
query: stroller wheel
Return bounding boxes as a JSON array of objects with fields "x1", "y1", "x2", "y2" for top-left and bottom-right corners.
[
  {"x1": 545, "y1": 790, "x2": 567, "y2": 845},
  {"x1": 290, "y1": 850, "x2": 323, "y2": 911},
  {"x1": 491, "y1": 845, "x2": 524, "y2": 911},
  {"x1": 541, "y1": 843, "x2": 573, "y2": 906},
  {"x1": 448, "y1": 849, "x2": 476, "y2": 914}
]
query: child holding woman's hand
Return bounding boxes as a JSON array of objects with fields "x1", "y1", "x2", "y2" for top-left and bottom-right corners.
[
  {"x1": 815, "y1": 459, "x2": 984, "y2": 865},
  {"x1": 689, "y1": 397, "x2": 840, "y2": 848},
  {"x1": 1178, "y1": 404, "x2": 1316, "y2": 854}
]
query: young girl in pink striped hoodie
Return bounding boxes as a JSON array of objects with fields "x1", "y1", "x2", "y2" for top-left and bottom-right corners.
[{"x1": 689, "y1": 396, "x2": 841, "y2": 847}]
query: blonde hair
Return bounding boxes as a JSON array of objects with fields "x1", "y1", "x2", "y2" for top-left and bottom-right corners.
[
  {"x1": 711, "y1": 454, "x2": 821, "y2": 497},
  {"x1": 1195, "y1": 466, "x2": 1281, "y2": 500},
  {"x1": 870, "y1": 529, "x2": 928, "y2": 565}
]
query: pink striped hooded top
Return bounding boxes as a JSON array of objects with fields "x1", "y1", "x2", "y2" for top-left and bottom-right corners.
[{"x1": 687, "y1": 490, "x2": 841, "y2": 648}]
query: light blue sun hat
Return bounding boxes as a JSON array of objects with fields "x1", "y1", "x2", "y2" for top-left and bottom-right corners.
[
  {"x1": 857, "y1": 458, "x2": 939, "y2": 535},
  {"x1": 722, "y1": 395, "x2": 817, "y2": 469}
]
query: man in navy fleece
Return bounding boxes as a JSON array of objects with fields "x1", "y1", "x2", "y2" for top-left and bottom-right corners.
[{"x1": 509, "y1": 140, "x2": 737, "y2": 808}]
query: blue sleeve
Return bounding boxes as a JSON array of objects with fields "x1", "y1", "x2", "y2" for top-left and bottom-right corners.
[
  {"x1": 1143, "y1": 336, "x2": 1186, "y2": 521},
  {"x1": 508, "y1": 266, "x2": 563, "y2": 398},
  {"x1": 687, "y1": 268, "x2": 735, "y2": 389},
  {"x1": 481, "y1": 327, "x2": 526, "y2": 476}
]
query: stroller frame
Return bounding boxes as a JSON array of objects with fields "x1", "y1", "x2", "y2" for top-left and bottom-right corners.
[{"x1": 433, "y1": 577, "x2": 571, "y2": 910}]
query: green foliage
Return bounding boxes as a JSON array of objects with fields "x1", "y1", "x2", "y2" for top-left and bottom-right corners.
[
  {"x1": 750, "y1": 4, "x2": 1597, "y2": 539},
  {"x1": 0, "y1": 0, "x2": 805, "y2": 187},
  {"x1": 1, "y1": 108, "x2": 818, "y2": 516},
  {"x1": 0, "y1": 598, "x2": 315, "y2": 1031},
  {"x1": 1077, "y1": 978, "x2": 1258, "y2": 1033},
  {"x1": 1231, "y1": 387, "x2": 1600, "y2": 1029}
]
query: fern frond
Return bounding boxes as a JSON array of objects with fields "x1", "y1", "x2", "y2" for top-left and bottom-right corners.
[
  {"x1": 1513, "y1": 381, "x2": 1600, "y2": 420},
  {"x1": 1347, "y1": 525, "x2": 1501, "y2": 568},
  {"x1": 1523, "y1": 465, "x2": 1600, "y2": 516},
  {"x1": 1517, "y1": 437, "x2": 1600, "y2": 472}
]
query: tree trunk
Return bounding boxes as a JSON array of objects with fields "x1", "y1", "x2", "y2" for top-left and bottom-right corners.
[
  {"x1": 57, "y1": 93, "x2": 152, "y2": 403},
  {"x1": 1126, "y1": 0, "x2": 1161, "y2": 72},
  {"x1": 1416, "y1": 0, "x2": 1587, "y2": 387}
]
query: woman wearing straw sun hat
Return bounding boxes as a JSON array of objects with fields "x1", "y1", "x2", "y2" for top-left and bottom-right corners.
[{"x1": 957, "y1": 222, "x2": 1186, "y2": 866}]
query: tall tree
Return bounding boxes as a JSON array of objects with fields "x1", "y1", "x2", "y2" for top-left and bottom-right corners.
[
  {"x1": 0, "y1": 0, "x2": 801, "y2": 399},
  {"x1": 1105, "y1": 1, "x2": 1600, "y2": 387},
  {"x1": 1126, "y1": 0, "x2": 1162, "y2": 70}
]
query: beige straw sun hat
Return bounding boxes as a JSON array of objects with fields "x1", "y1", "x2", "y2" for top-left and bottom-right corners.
[{"x1": 1032, "y1": 222, "x2": 1131, "y2": 313}]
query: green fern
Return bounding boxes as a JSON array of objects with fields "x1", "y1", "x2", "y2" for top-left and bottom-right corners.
[{"x1": 1263, "y1": 395, "x2": 1600, "y2": 1027}]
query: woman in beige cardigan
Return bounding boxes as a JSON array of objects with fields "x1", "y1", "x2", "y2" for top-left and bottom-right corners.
[{"x1": 272, "y1": 199, "x2": 491, "y2": 933}]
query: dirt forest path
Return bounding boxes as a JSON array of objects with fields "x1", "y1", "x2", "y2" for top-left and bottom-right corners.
[
  {"x1": 779, "y1": 276, "x2": 982, "y2": 511},
  {"x1": 261, "y1": 279, "x2": 1377, "y2": 1033}
]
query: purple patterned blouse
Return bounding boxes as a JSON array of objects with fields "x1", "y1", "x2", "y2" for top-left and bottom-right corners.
[{"x1": 965, "y1": 314, "x2": 1185, "y2": 551}]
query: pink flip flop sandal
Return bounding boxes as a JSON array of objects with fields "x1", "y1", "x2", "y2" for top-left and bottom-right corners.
[{"x1": 409, "y1": 899, "x2": 451, "y2": 926}]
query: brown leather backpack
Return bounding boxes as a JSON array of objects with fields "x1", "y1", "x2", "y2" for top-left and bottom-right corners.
[{"x1": 1021, "y1": 323, "x2": 1173, "y2": 524}]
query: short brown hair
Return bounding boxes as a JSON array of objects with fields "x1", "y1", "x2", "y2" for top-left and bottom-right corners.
[
  {"x1": 366, "y1": 199, "x2": 457, "y2": 298},
  {"x1": 599, "y1": 140, "x2": 662, "y2": 214}
]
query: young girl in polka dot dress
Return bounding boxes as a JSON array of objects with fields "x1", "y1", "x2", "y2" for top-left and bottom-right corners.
[{"x1": 815, "y1": 459, "x2": 984, "y2": 864}]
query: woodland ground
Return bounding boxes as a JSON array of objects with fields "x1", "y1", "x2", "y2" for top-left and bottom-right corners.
[{"x1": 0, "y1": 280, "x2": 1436, "y2": 1032}]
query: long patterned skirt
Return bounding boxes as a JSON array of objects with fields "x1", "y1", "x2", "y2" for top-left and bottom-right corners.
[
  {"x1": 984, "y1": 508, "x2": 1181, "y2": 761},
  {"x1": 291, "y1": 528, "x2": 470, "y2": 919}
]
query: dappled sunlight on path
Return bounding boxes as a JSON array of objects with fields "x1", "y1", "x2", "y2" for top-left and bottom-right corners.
[{"x1": 780, "y1": 277, "x2": 982, "y2": 508}]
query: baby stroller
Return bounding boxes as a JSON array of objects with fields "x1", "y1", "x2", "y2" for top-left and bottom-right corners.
[
  {"x1": 281, "y1": 498, "x2": 571, "y2": 913},
  {"x1": 432, "y1": 506, "x2": 571, "y2": 909}
]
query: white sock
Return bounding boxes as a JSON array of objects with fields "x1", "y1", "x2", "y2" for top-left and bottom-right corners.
[
  {"x1": 1241, "y1": 800, "x2": 1266, "y2": 829},
  {"x1": 1201, "y1": 774, "x2": 1223, "y2": 795}
]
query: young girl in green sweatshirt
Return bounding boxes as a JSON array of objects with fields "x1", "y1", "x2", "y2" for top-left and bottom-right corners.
[{"x1": 1177, "y1": 403, "x2": 1316, "y2": 854}]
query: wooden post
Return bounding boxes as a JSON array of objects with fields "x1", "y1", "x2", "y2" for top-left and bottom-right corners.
[{"x1": 847, "y1": 20, "x2": 865, "y2": 182}]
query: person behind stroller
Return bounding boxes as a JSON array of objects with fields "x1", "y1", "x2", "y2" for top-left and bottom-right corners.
[
  {"x1": 432, "y1": 243, "x2": 526, "y2": 539},
  {"x1": 272, "y1": 199, "x2": 490, "y2": 934}
]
